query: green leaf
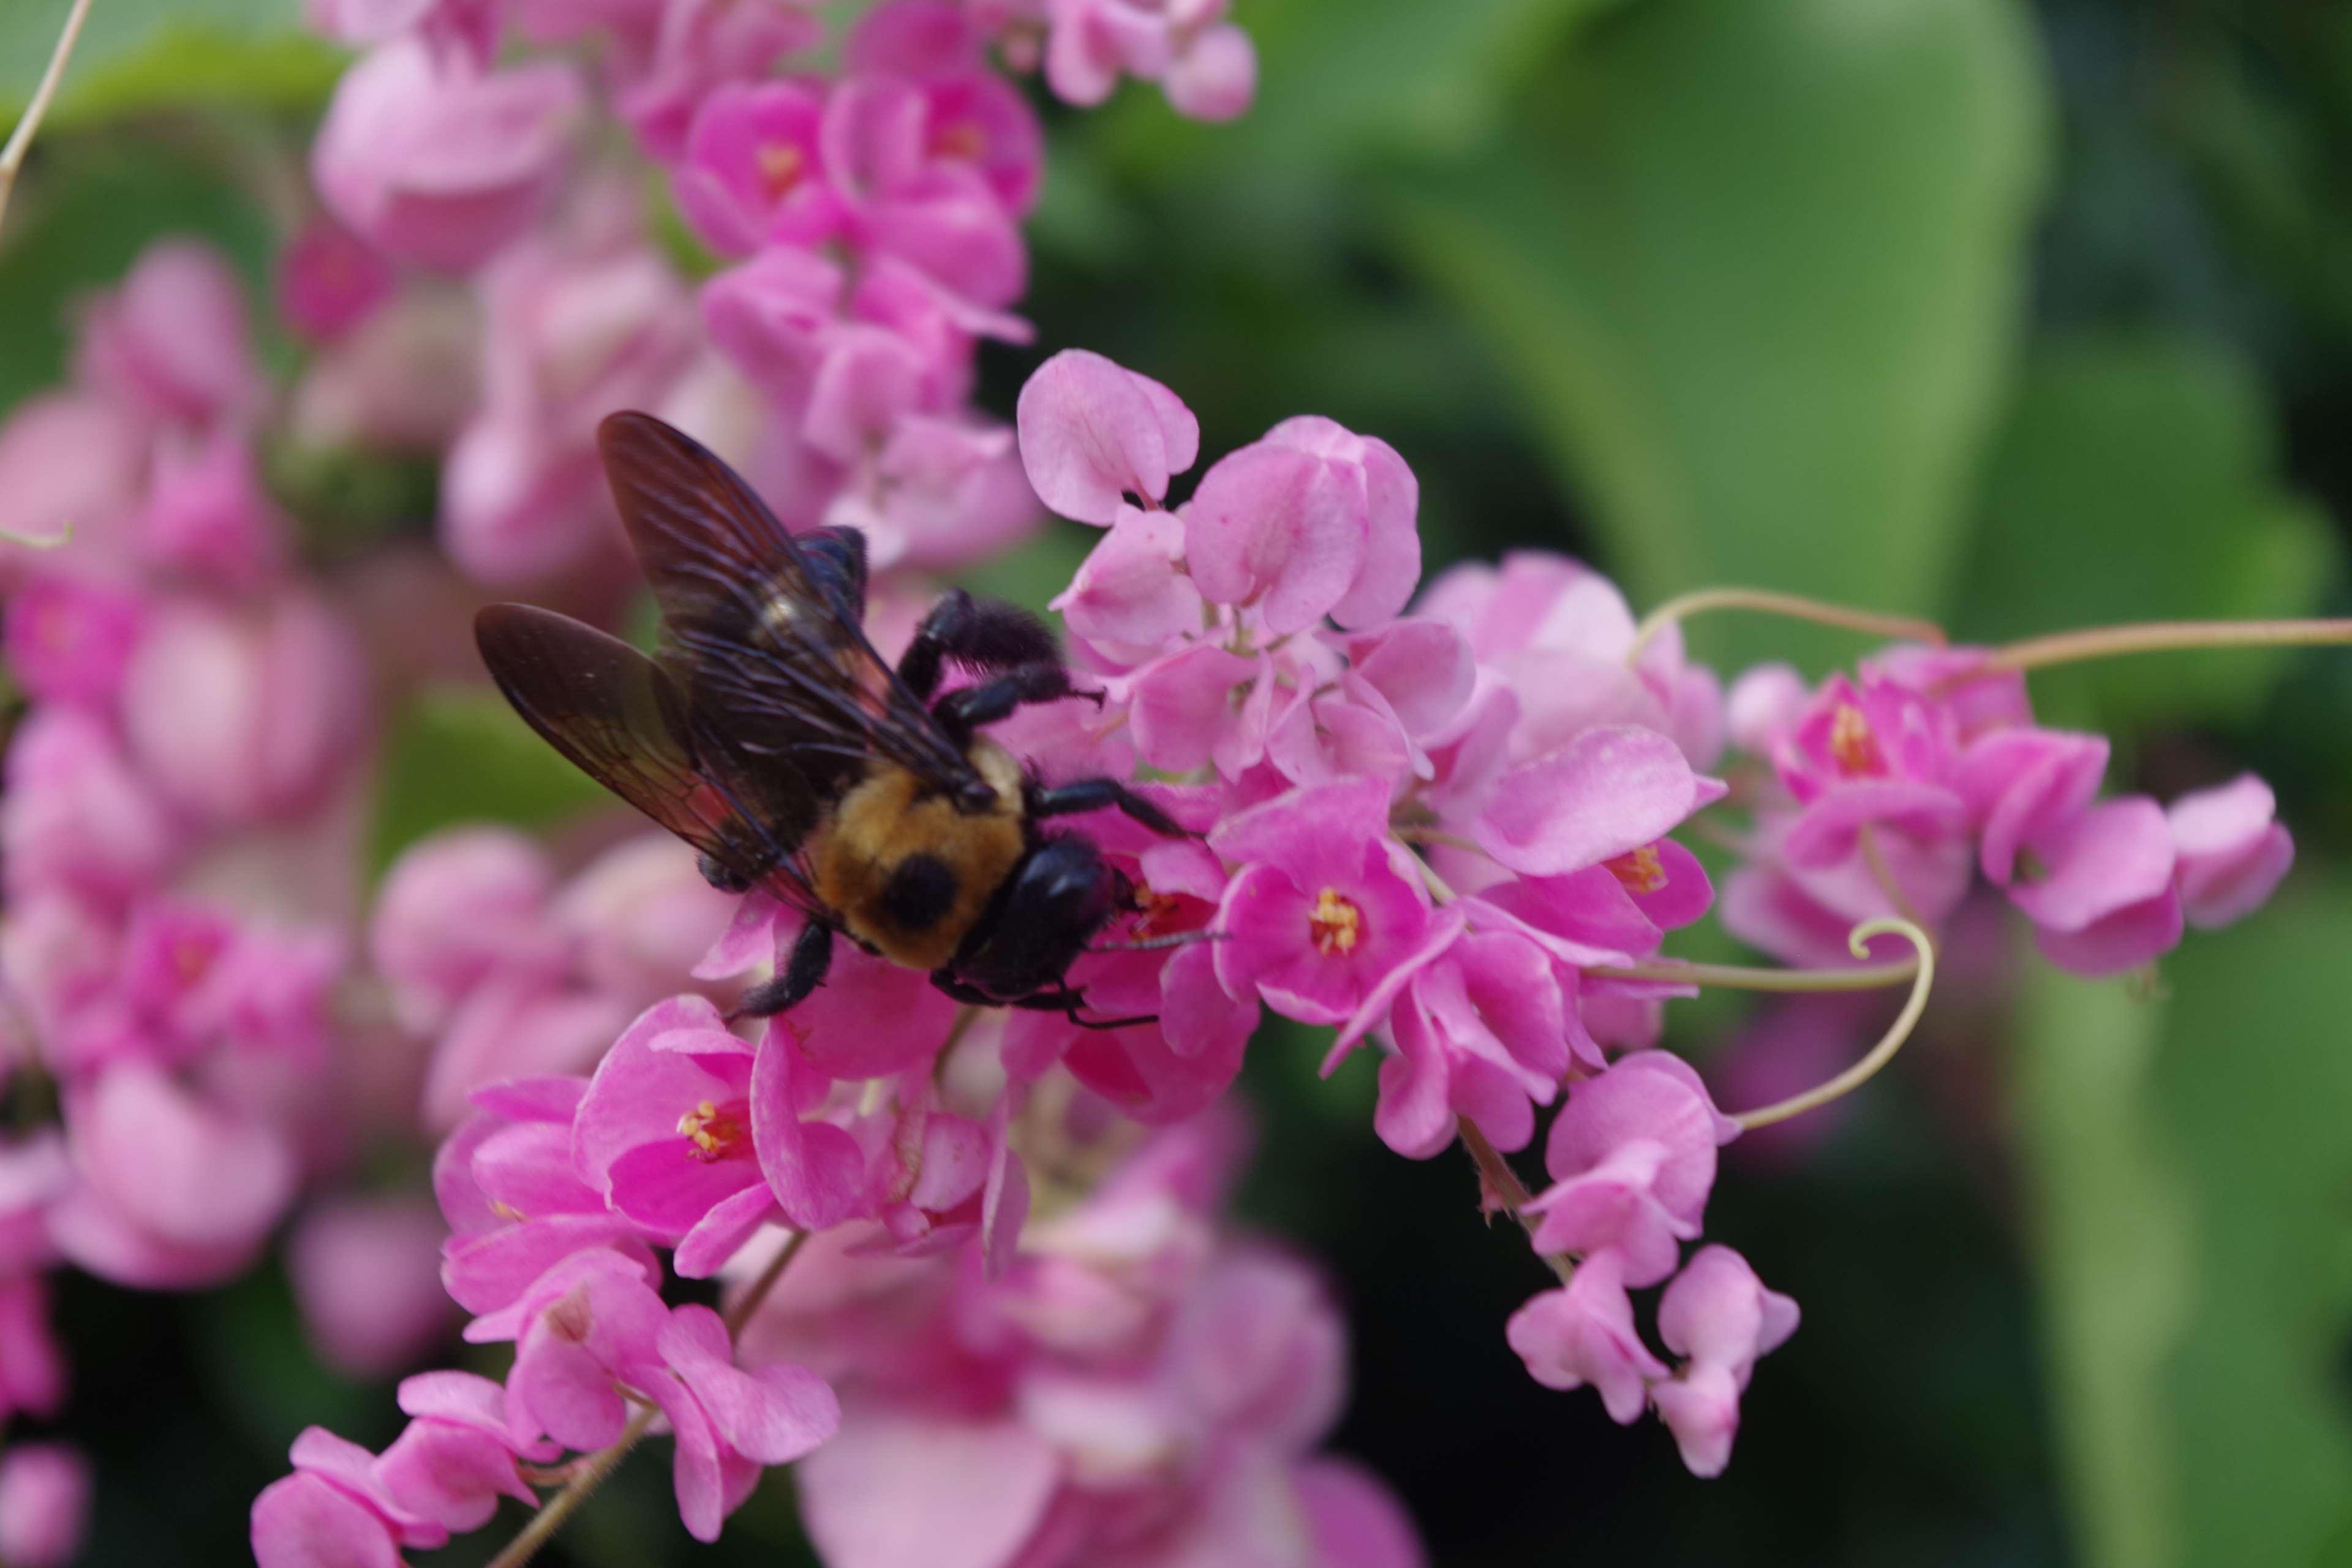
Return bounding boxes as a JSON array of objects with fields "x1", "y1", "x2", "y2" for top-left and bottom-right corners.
[
  {"x1": 370, "y1": 687, "x2": 617, "y2": 875},
  {"x1": 2011, "y1": 955, "x2": 2194, "y2": 1568},
  {"x1": 2153, "y1": 886, "x2": 2352, "y2": 1568},
  {"x1": 1951, "y1": 333, "x2": 2340, "y2": 728},
  {"x1": 0, "y1": 141, "x2": 274, "y2": 410},
  {"x1": 1382, "y1": 0, "x2": 2048, "y2": 670},
  {"x1": 0, "y1": 0, "x2": 339, "y2": 129}
]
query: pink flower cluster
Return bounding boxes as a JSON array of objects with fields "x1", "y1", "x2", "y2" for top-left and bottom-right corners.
[
  {"x1": 1720, "y1": 652, "x2": 2293, "y2": 975},
  {"x1": 0, "y1": 243, "x2": 371, "y2": 1329},
  {"x1": 748, "y1": 1108, "x2": 1420, "y2": 1568},
  {"x1": 300, "y1": 0, "x2": 1255, "y2": 588}
]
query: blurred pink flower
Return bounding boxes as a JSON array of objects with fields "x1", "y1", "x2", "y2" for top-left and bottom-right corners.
[
  {"x1": 74, "y1": 241, "x2": 265, "y2": 430},
  {"x1": 289, "y1": 1196, "x2": 460, "y2": 1378},
  {"x1": 278, "y1": 216, "x2": 399, "y2": 344},
  {"x1": 0, "y1": 1444, "x2": 91, "y2": 1568}
]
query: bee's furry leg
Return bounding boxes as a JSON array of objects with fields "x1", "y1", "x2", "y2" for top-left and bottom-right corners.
[
  {"x1": 899, "y1": 589, "x2": 1060, "y2": 701},
  {"x1": 1028, "y1": 777, "x2": 1193, "y2": 838},
  {"x1": 728, "y1": 920, "x2": 834, "y2": 1020}
]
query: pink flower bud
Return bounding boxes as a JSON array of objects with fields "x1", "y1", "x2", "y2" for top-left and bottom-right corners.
[
  {"x1": 0, "y1": 1444, "x2": 90, "y2": 1568},
  {"x1": 2167, "y1": 774, "x2": 2293, "y2": 928},
  {"x1": 74, "y1": 241, "x2": 265, "y2": 428},
  {"x1": 1504, "y1": 1251, "x2": 1668, "y2": 1422}
]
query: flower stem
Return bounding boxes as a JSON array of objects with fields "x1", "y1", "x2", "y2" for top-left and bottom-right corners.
[
  {"x1": 1979, "y1": 617, "x2": 2352, "y2": 675},
  {"x1": 1626, "y1": 587, "x2": 1947, "y2": 668},
  {"x1": 1585, "y1": 952, "x2": 1921, "y2": 993},
  {"x1": 1727, "y1": 918, "x2": 1935, "y2": 1130},
  {"x1": 0, "y1": 0, "x2": 96, "y2": 233},
  {"x1": 484, "y1": 1226, "x2": 813, "y2": 1568},
  {"x1": 1458, "y1": 1121, "x2": 1571, "y2": 1284}
]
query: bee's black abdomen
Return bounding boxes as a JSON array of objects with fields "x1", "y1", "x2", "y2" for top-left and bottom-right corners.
[{"x1": 880, "y1": 852, "x2": 959, "y2": 932}]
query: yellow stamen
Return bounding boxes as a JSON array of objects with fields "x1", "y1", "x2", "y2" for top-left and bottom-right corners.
[
  {"x1": 1606, "y1": 845, "x2": 1667, "y2": 895},
  {"x1": 677, "y1": 1099, "x2": 743, "y2": 1161},
  {"x1": 755, "y1": 141, "x2": 805, "y2": 199},
  {"x1": 1308, "y1": 888, "x2": 1362, "y2": 957},
  {"x1": 1828, "y1": 702, "x2": 1882, "y2": 776}
]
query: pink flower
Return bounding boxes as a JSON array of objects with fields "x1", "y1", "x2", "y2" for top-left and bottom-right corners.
[
  {"x1": 1651, "y1": 1245, "x2": 1798, "y2": 1477},
  {"x1": 1049, "y1": 505, "x2": 1204, "y2": 661},
  {"x1": 573, "y1": 997, "x2": 780, "y2": 1275},
  {"x1": 1504, "y1": 1250, "x2": 1668, "y2": 1422},
  {"x1": 442, "y1": 231, "x2": 696, "y2": 582},
  {"x1": 676, "y1": 80, "x2": 845, "y2": 255},
  {"x1": 1188, "y1": 415, "x2": 1420, "y2": 633},
  {"x1": 0, "y1": 1444, "x2": 89, "y2": 1568},
  {"x1": 2167, "y1": 774, "x2": 2293, "y2": 927},
  {"x1": 312, "y1": 40, "x2": 586, "y2": 272},
  {"x1": 1, "y1": 709, "x2": 178, "y2": 906},
  {"x1": 74, "y1": 240, "x2": 265, "y2": 429},
  {"x1": 1, "y1": 573, "x2": 145, "y2": 709},
  {"x1": 252, "y1": 1428, "x2": 448, "y2": 1568},
  {"x1": 278, "y1": 216, "x2": 397, "y2": 344},
  {"x1": 1474, "y1": 725, "x2": 1724, "y2": 879},
  {"x1": 119, "y1": 588, "x2": 369, "y2": 827},
  {"x1": 0, "y1": 393, "x2": 146, "y2": 567},
  {"x1": 1016, "y1": 349, "x2": 1198, "y2": 524},
  {"x1": 52, "y1": 1062, "x2": 300, "y2": 1287},
  {"x1": 1532, "y1": 1051, "x2": 1740, "y2": 1283},
  {"x1": 374, "y1": 1370, "x2": 553, "y2": 1531},
  {"x1": 1211, "y1": 776, "x2": 1435, "y2": 1026},
  {"x1": 137, "y1": 429, "x2": 291, "y2": 589},
  {"x1": 289, "y1": 1196, "x2": 460, "y2": 1379},
  {"x1": 611, "y1": 0, "x2": 827, "y2": 160},
  {"x1": 369, "y1": 827, "x2": 565, "y2": 1036}
]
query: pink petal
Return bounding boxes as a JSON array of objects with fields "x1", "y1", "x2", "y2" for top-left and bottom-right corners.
[
  {"x1": 2007, "y1": 796, "x2": 2176, "y2": 932},
  {"x1": 1181, "y1": 442, "x2": 1363, "y2": 635},
  {"x1": 1475, "y1": 726, "x2": 1707, "y2": 876},
  {"x1": 1015, "y1": 350, "x2": 1195, "y2": 523},
  {"x1": 750, "y1": 1027, "x2": 868, "y2": 1231},
  {"x1": 799, "y1": 1411, "x2": 1063, "y2": 1568}
]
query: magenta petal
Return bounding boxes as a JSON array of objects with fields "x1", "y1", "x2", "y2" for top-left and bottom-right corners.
[
  {"x1": 252, "y1": 1473, "x2": 402, "y2": 1568},
  {"x1": 1475, "y1": 726, "x2": 1702, "y2": 876},
  {"x1": 799, "y1": 1411, "x2": 1063, "y2": 1568},
  {"x1": 2008, "y1": 796, "x2": 2176, "y2": 932},
  {"x1": 1295, "y1": 1457, "x2": 1424, "y2": 1568},
  {"x1": 1965, "y1": 729, "x2": 2108, "y2": 884},
  {"x1": 791, "y1": 946, "x2": 958, "y2": 1079},
  {"x1": 2033, "y1": 888, "x2": 2184, "y2": 976},
  {"x1": 1502, "y1": 1252, "x2": 1668, "y2": 1423},
  {"x1": 658, "y1": 1305, "x2": 840, "y2": 1466},
  {"x1": 1128, "y1": 644, "x2": 1260, "y2": 774},
  {"x1": 1181, "y1": 442, "x2": 1363, "y2": 634},
  {"x1": 1015, "y1": 349, "x2": 1191, "y2": 522},
  {"x1": 2169, "y1": 775, "x2": 2294, "y2": 927},
  {"x1": 750, "y1": 1030, "x2": 867, "y2": 1231},
  {"x1": 1372, "y1": 996, "x2": 1456, "y2": 1160},
  {"x1": 673, "y1": 1184, "x2": 783, "y2": 1280},
  {"x1": 606, "y1": 1140, "x2": 761, "y2": 1235},
  {"x1": 1781, "y1": 781, "x2": 1966, "y2": 870}
]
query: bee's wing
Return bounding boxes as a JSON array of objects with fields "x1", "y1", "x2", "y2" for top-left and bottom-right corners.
[
  {"x1": 595, "y1": 412, "x2": 980, "y2": 801},
  {"x1": 473, "y1": 603, "x2": 826, "y2": 914}
]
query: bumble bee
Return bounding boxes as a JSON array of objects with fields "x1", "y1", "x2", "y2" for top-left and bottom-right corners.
[{"x1": 475, "y1": 412, "x2": 1189, "y2": 1025}]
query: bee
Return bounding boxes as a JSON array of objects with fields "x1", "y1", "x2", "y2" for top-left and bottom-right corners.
[{"x1": 475, "y1": 412, "x2": 1190, "y2": 1025}]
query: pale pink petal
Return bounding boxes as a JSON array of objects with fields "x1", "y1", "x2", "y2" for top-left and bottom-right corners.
[{"x1": 1475, "y1": 726, "x2": 1709, "y2": 876}]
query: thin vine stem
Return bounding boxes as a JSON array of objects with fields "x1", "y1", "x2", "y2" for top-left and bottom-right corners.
[
  {"x1": 0, "y1": 0, "x2": 96, "y2": 232},
  {"x1": 1585, "y1": 953, "x2": 1920, "y2": 993},
  {"x1": 483, "y1": 1226, "x2": 813, "y2": 1568},
  {"x1": 1625, "y1": 587, "x2": 1947, "y2": 667},
  {"x1": 1975, "y1": 617, "x2": 2352, "y2": 676},
  {"x1": 1727, "y1": 917, "x2": 1936, "y2": 1130},
  {"x1": 1458, "y1": 1121, "x2": 1571, "y2": 1284}
]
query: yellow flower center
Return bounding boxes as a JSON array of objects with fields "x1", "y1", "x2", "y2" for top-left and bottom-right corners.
[
  {"x1": 756, "y1": 141, "x2": 806, "y2": 200},
  {"x1": 678, "y1": 1099, "x2": 745, "y2": 1161},
  {"x1": 1829, "y1": 702, "x2": 1882, "y2": 776},
  {"x1": 1606, "y1": 844, "x2": 1667, "y2": 896},
  {"x1": 1308, "y1": 888, "x2": 1362, "y2": 957},
  {"x1": 931, "y1": 119, "x2": 987, "y2": 161}
]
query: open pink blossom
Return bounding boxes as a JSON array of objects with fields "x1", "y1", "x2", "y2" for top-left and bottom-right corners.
[
  {"x1": 374, "y1": 1370, "x2": 554, "y2": 1531},
  {"x1": 2167, "y1": 774, "x2": 2293, "y2": 927},
  {"x1": 573, "y1": 996, "x2": 780, "y2": 1275},
  {"x1": 1, "y1": 573, "x2": 145, "y2": 709},
  {"x1": 313, "y1": 40, "x2": 586, "y2": 272},
  {"x1": 1016, "y1": 349, "x2": 1198, "y2": 524},
  {"x1": 1504, "y1": 1250, "x2": 1668, "y2": 1423},
  {"x1": 1211, "y1": 775, "x2": 1435, "y2": 1025},
  {"x1": 253, "y1": 1428, "x2": 448, "y2": 1568},
  {"x1": 137, "y1": 429, "x2": 291, "y2": 589},
  {"x1": 676, "y1": 80, "x2": 845, "y2": 255}
]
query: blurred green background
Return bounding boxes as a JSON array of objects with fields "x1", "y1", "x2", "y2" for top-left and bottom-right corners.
[{"x1": 8, "y1": 0, "x2": 2352, "y2": 1564}]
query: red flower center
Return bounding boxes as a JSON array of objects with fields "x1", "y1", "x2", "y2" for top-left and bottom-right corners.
[
  {"x1": 756, "y1": 141, "x2": 806, "y2": 201},
  {"x1": 1828, "y1": 702, "x2": 1883, "y2": 776},
  {"x1": 1606, "y1": 844, "x2": 1667, "y2": 895}
]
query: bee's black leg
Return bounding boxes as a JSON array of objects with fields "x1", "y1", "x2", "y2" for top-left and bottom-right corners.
[
  {"x1": 728, "y1": 921, "x2": 834, "y2": 1021},
  {"x1": 932, "y1": 663, "x2": 1090, "y2": 747},
  {"x1": 899, "y1": 589, "x2": 1061, "y2": 702},
  {"x1": 696, "y1": 852, "x2": 754, "y2": 894},
  {"x1": 1027, "y1": 777, "x2": 1193, "y2": 838},
  {"x1": 929, "y1": 972, "x2": 1154, "y2": 1031}
]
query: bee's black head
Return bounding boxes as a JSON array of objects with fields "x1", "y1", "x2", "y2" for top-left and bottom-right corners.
[{"x1": 950, "y1": 834, "x2": 1121, "y2": 1003}]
